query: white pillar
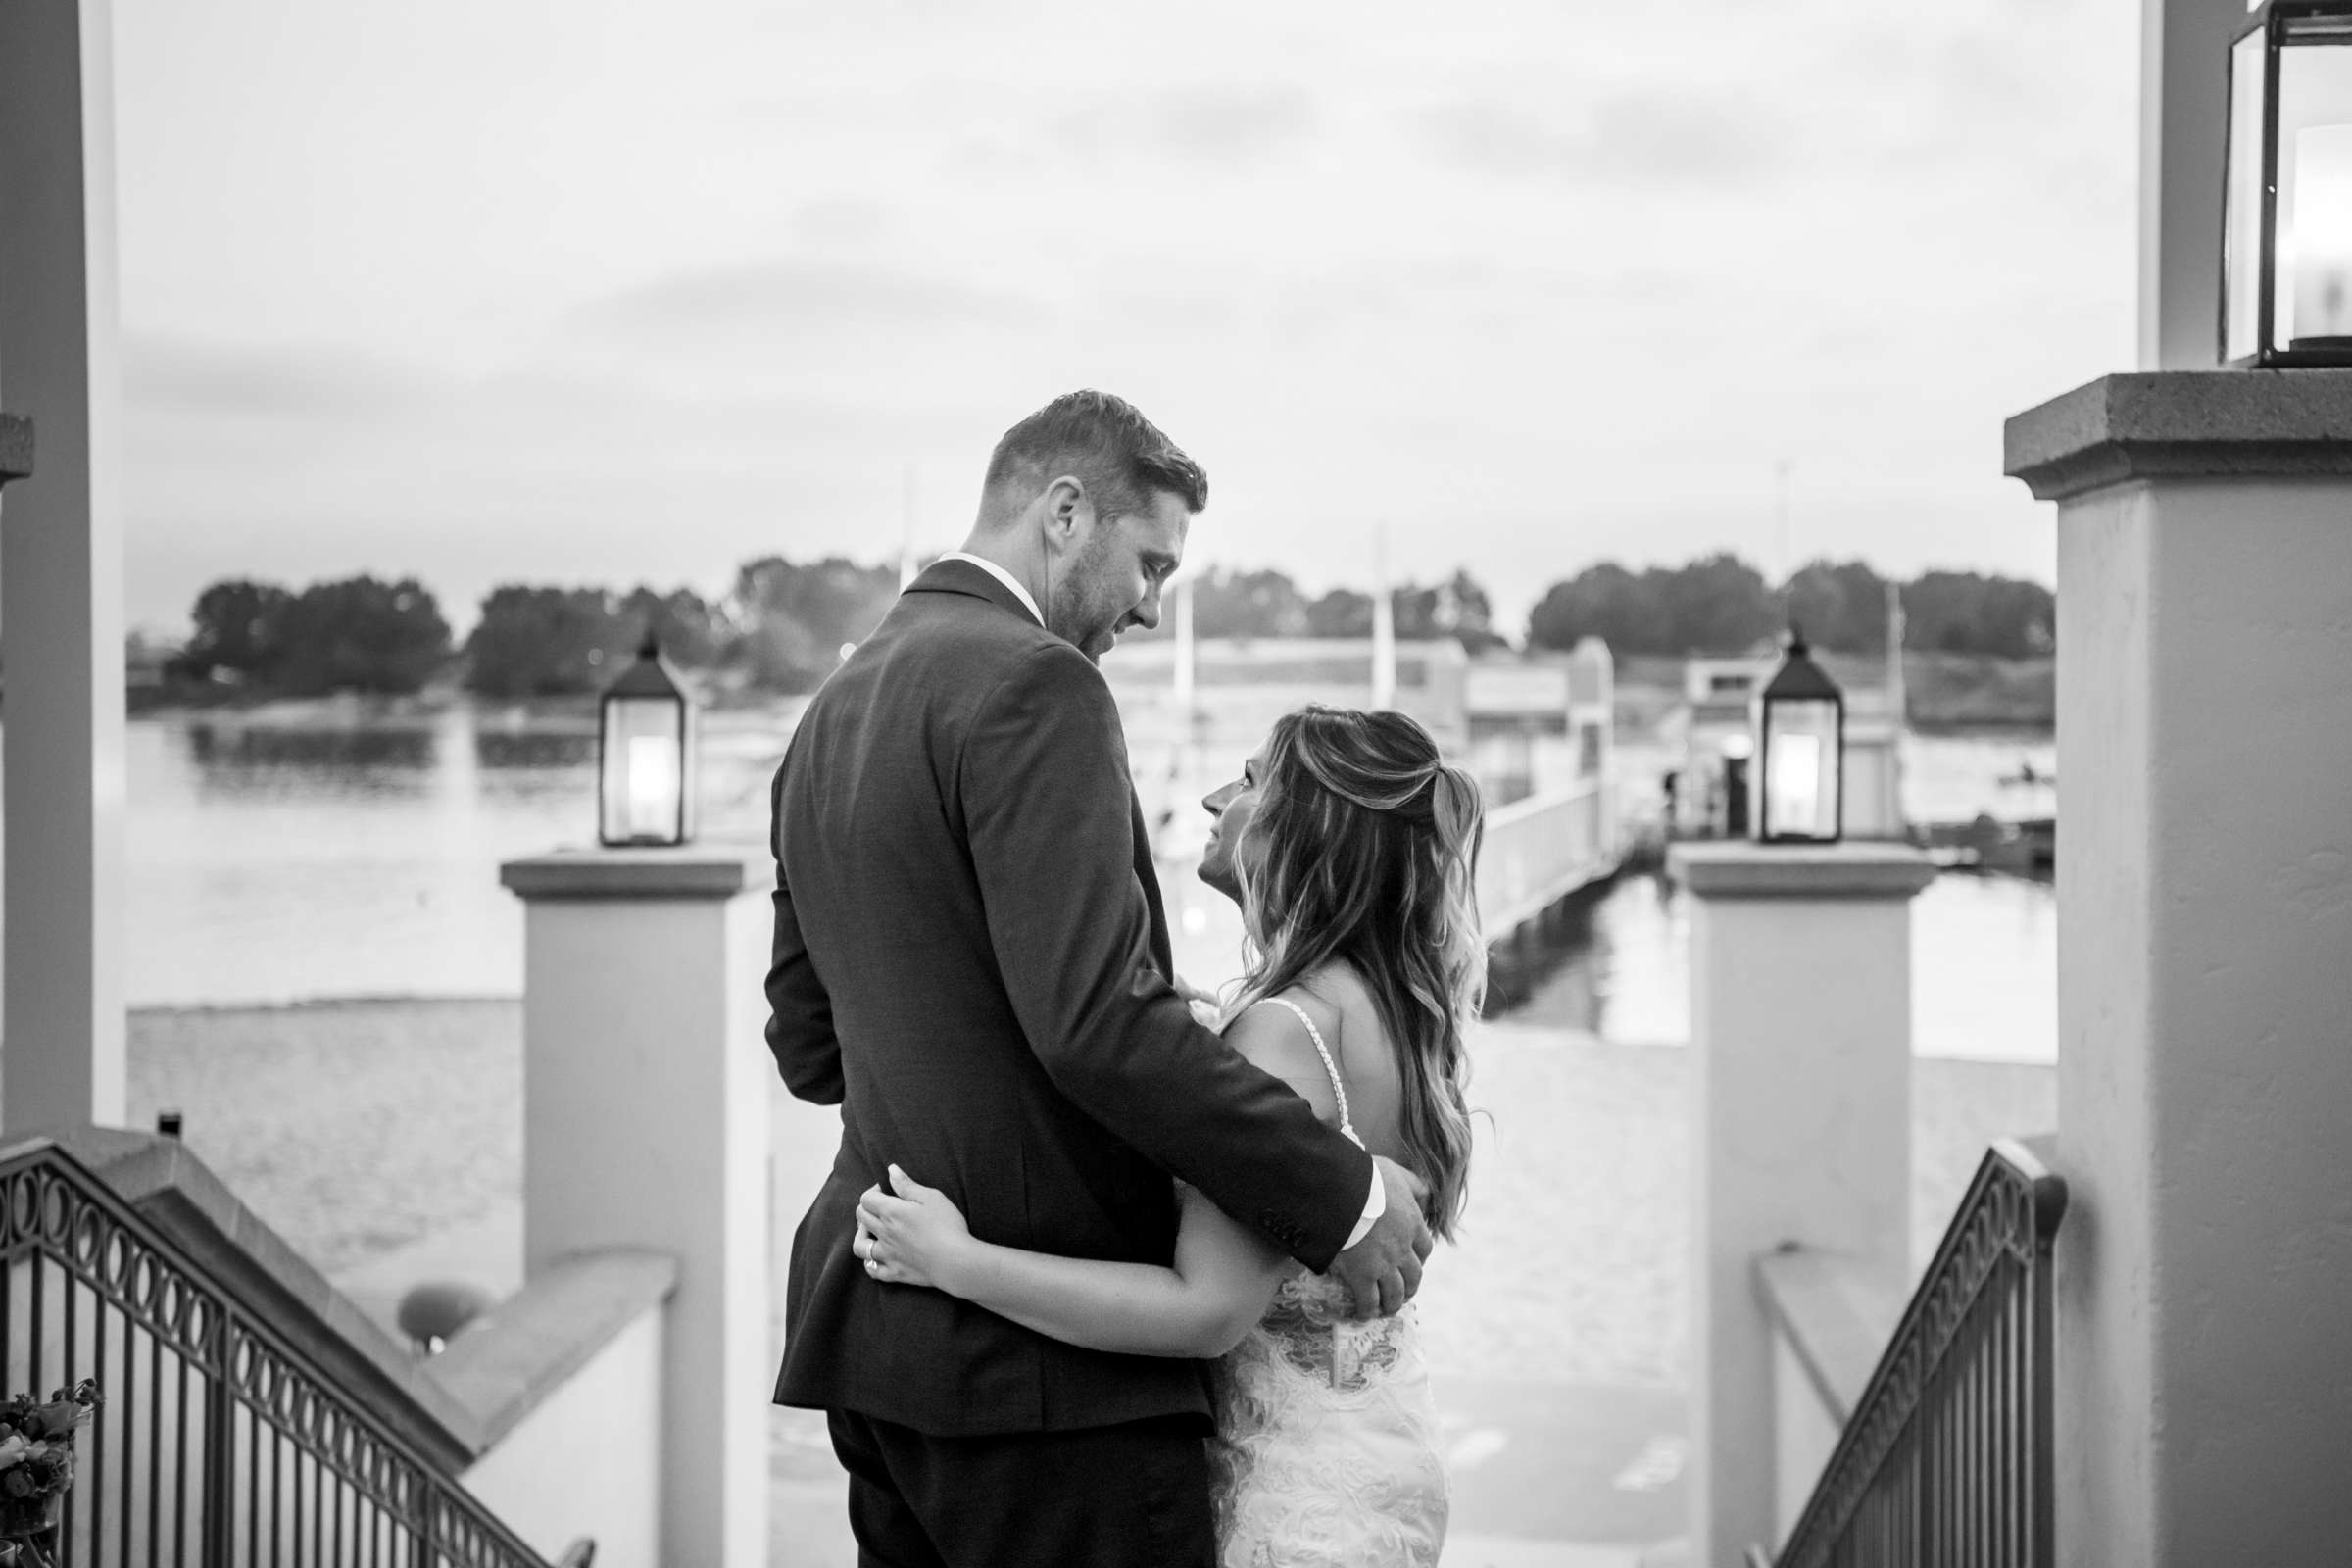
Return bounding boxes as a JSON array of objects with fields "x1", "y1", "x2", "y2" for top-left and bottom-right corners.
[
  {"x1": 2139, "y1": 0, "x2": 2248, "y2": 368},
  {"x1": 1669, "y1": 841, "x2": 1935, "y2": 1568},
  {"x1": 501, "y1": 847, "x2": 772, "y2": 1568},
  {"x1": 1568, "y1": 635, "x2": 1613, "y2": 833},
  {"x1": 2007, "y1": 370, "x2": 2352, "y2": 1566},
  {"x1": 0, "y1": 0, "x2": 127, "y2": 1131}
]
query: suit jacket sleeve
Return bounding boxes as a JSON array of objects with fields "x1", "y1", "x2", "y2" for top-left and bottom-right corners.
[
  {"x1": 765, "y1": 763, "x2": 844, "y2": 1106},
  {"x1": 961, "y1": 640, "x2": 1373, "y2": 1270}
]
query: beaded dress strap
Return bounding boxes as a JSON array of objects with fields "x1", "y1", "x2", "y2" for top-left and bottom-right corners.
[{"x1": 1256, "y1": 996, "x2": 1359, "y2": 1147}]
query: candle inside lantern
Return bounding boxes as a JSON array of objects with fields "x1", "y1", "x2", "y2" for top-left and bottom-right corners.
[
  {"x1": 2288, "y1": 123, "x2": 2352, "y2": 347},
  {"x1": 626, "y1": 733, "x2": 679, "y2": 840},
  {"x1": 1769, "y1": 732, "x2": 1823, "y2": 835}
]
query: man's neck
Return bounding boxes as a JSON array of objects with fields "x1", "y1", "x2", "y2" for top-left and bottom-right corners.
[
  {"x1": 949, "y1": 536, "x2": 1033, "y2": 592},
  {"x1": 942, "y1": 538, "x2": 1047, "y2": 629}
]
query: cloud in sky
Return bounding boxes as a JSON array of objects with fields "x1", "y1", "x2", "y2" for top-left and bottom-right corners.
[
  {"x1": 1050, "y1": 84, "x2": 1323, "y2": 168},
  {"x1": 1417, "y1": 90, "x2": 1786, "y2": 188},
  {"x1": 126, "y1": 336, "x2": 439, "y2": 423},
  {"x1": 568, "y1": 259, "x2": 1049, "y2": 358},
  {"x1": 108, "y1": 0, "x2": 2133, "y2": 638}
]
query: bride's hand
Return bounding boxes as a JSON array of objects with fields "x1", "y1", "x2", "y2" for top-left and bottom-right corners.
[{"x1": 854, "y1": 1164, "x2": 973, "y2": 1292}]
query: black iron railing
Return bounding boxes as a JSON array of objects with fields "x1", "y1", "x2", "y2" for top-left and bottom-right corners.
[
  {"x1": 0, "y1": 1139, "x2": 557, "y2": 1567},
  {"x1": 1765, "y1": 1138, "x2": 2068, "y2": 1568}
]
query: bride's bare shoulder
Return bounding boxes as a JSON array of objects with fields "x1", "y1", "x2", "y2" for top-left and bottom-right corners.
[
  {"x1": 1222, "y1": 992, "x2": 1345, "y2": 1125},
  {"x1": 1297, "y1": 962, "x2": 1383, "y2": 1048}
]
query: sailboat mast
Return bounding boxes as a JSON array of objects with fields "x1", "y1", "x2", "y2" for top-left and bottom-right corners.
[
  {"x1": 1174, "y1": 576, "x2": 1196, "y2": 718},
  {"x1": 899, "y1": 464, "x2": 919, "y2": 590}
]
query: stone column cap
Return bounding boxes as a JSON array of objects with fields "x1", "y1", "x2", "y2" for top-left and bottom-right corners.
[
  {"x1": 1668, "y1": 840, "x2": 1936, "y2": 901},
  {"x1": 500, "y1": 842, "x2": 767, "y2": 902},
  {"x1": 2004, "y1": 368, "x2": 2352, "y2": 501}
]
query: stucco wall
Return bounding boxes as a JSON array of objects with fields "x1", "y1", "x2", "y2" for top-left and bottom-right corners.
[
  {"x1": 2056, "y1": 473, "x2": 2352, "y2": 1564},
  {"x1": 461, "y1": 1305, "x2": 665, "y2": 1568},
  {"x1": 1772, "y1": 1334, "x2": 1839, "y2": 1547}
]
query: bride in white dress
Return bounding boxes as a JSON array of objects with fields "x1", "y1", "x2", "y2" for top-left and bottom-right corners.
[{"x1": 855, "y1": 705, "x2": 1484, "y2": 1567}]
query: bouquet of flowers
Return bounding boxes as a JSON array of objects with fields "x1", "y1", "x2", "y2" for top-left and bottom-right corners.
[{"x1": 0, "y1": 1382, "x2": 101, "y2": 1567}]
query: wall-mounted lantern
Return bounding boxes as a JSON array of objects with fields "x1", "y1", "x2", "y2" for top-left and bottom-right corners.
[
  {"x1": 2223, "y1": 0, "x2": 2352, "y2": 366},
  {"x1": 598, "y1": 633, "x2": 696, "y2": 848},
  {"x1": 1751, "y1": 631, "x2": 1844, "y2": 845}
]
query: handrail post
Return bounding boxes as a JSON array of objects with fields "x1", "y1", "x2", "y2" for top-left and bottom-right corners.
[
  {"x1": 501, "y1": 848, "x2": 772, "y2": 1568},
  {"x1": 1670, "y1": 841, "x2": 1935, "y2": 1564}
]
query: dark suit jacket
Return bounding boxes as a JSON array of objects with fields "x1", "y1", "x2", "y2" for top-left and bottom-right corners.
[{"x1": 766, "y1": 559, "x2": 1373, "y2": 1437}]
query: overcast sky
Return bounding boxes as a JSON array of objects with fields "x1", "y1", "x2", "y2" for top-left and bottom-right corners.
[{"x1": 112, "y1": 0, "x2": 2135, "y2": 639}]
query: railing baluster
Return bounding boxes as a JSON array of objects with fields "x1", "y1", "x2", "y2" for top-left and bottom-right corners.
[
  {"x1": 204, "y1": 1330, "x2": 234, "y2": 1568},
  {"x1": 1960, "y1": 1315, "x2": 1975, "y2": 1568},
  {"x1": 110, "y1": 1293, "x2": 127, "y2": 1568},
  {"x1": 61, "y1": 1253, "x2": 79, "y2": 1566},
  {"x1": 1994, "y1": 1268, "x2": 2011, "y2": 1568},
  {"x1": 84, "y1": 1261, "x2": 102, "y2": 1568},
  {"x1": 32, "y1": 1237, "x2": 48, "y2": 1404},
  {"x1": 128, "y1": 1310, "x2": 145, "y2": 1568},
  {"x1": 2030, "y1": 1210, "x2": 2055, "y2": 1568},
  {"x1": 247, "y1": 1365, "x2": 263, "y2": 1565},
  {"x1": 174, "y1": 1336, "x2": 189, "y2": 1567}
]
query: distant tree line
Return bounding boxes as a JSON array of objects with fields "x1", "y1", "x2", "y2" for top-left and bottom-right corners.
[
  {"x1": 1523, "y1": 555, "x2": 2055, "y2": 659},
  {"x1": 160, "y1": 550, "x2": 2054, "y2": 702},
  {"x1": 174, "y1": 576, "x2": 453, "y2": 697},
  {"x1": 1154, "y1": 556, "x2": 2051, "y2": 659},
  {"x1": 169, "y1": 556, "x2": 901, "y2": 701}
]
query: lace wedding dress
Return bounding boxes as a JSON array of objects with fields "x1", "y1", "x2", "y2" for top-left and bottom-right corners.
[{"x1": 1206, "y1": 998, "x2": 1449, "y2": 1567}]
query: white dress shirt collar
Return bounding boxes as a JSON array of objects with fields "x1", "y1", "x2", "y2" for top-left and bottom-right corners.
[{"x1": 936, "y1": 551, "x2": 1045, "y2": 627}]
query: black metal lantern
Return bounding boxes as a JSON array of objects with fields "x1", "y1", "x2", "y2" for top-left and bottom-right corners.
[
  {"x1": 598, "y1": 633, "x2": 696, "y2": 848},
  {"x1": 1751, "y1": 631, "x2": 1844, "y2": 845},
  {"x1": 2223, "y1": 0, "x2": 2352, "y2": 367}
]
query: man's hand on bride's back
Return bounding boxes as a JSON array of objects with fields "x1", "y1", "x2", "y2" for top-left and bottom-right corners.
[{"x1": 1327, "y1": 1157, "x2": 1435, "y2": 1320}]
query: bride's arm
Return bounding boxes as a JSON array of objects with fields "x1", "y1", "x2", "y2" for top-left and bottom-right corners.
[
  {"x1": 858, "y1": 1170, "x2": 1292, "y2": 1358},
  {"x1": 857, "y1": 996, "x2": 1347, "y2": 1358}
]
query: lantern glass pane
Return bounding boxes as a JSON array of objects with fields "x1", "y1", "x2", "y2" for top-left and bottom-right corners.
[
  {"x1": 601, "y1": 694, "x2": 684, "y2": 844},
  {"x1": 1762, "y1": 698, "x2": 1840, "y2": 840},
  {"x1": 2226, "y1": 27, "x2": 2270, "y2": 362},
  {"x1": 2276, "y1": 36, "x2": 2352, "y2": 353}
]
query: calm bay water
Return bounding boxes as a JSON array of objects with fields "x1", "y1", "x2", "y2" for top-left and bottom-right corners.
[{"x1": 3, "y1": 705, "x2": 2056, "y2": 1062}]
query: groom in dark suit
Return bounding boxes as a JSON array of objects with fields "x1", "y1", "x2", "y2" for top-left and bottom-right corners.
[{"x1": 766, "y1": 391, "x2": 1433, "y2": 1565}]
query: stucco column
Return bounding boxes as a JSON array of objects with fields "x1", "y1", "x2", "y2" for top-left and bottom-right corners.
[
  {"x1": 0, "y1": 0, "x2": 128, "y2": 1131},
  {"x1": 2007, "y1": 369, "x2": 2352, "y2": 1566},
  {"x1": 501, "y1": 846, "x2": 771, "y2": 1568},
  {"x1": 1668, "y1": 841, "x2": 1935, "y2": 1568}
]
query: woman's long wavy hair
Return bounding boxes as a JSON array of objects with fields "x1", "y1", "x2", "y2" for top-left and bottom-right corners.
[{"x1": 1231, "y1": 706, "x2": 1486, "y2": 1240}]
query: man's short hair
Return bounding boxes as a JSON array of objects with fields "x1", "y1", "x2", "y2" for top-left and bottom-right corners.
[{"x1": 984, "y1": 390, "x2": 1208, "y2": 520}]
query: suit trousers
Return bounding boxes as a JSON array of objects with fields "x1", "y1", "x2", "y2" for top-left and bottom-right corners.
[{"x1": 827, "y1": 1407, "x2": 1217, "y2": 1568}]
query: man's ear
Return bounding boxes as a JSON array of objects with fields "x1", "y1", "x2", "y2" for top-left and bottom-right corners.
[{"x1": 1038, "y1": 474, "x2": 1090, "y2": 553}]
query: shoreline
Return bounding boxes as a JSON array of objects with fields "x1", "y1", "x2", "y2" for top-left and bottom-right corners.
[{"x1": 124, "y1": 993, "x2": 2062, "y2": 1067}]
